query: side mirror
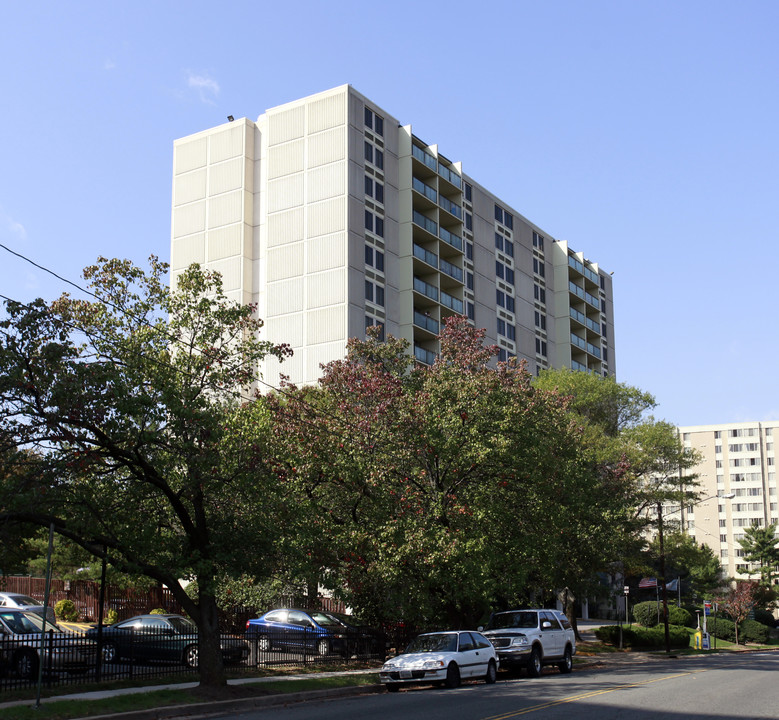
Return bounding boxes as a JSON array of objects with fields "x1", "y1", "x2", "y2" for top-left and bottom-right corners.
[{"x1": 542, "y1": 621, "x2": 552, "y2": 629}]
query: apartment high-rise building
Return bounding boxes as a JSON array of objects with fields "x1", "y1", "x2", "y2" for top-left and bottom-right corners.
[
  {"x1": 170, "y1": 85, "x2": 615, "y2": 386},
  {"x1": 678, "y1": 422, "x2": 779, "y2": 581}
]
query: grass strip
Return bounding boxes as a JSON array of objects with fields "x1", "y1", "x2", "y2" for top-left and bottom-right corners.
[{"x1": 1, "y1": 673, "x2": 380, "y2": 720}]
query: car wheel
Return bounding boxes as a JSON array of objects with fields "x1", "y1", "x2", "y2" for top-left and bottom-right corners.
[
  {"x1": 485, "y1": 659, "x2": 497, "y2": 684},
  {"x1": 316, "y1": 638, "x2": 330, "y2": 656},
  {"x1": 558, "y1": 646, "x2": 573, "y2": 674},
  {"x1": 257, "y1": 635, "x2": 271, "y2": 652},
  {"x1": 14, "y1": 649, "x2": 39, "y2": 679},
  {"x1": 102, "y1": 641, "x2": 118, "y2": 664},
  {"x1": 527, "y1": 646, "x2": 542, "y2": 678},
  {"x1": 183, "y1": 644, "x2": 199, "y2": 668},
  {"x1": 385, "y1": 683, "x2": 400, "y2": 692},
  {"x1": 444, "y1": 662, "x2": 461, "y2": 689}
]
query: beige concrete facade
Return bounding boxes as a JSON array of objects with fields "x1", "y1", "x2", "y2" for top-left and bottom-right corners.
[
  {"x1": 678, "y1": 421, "x2": 779, "y2": 581},
  {"x1": 171, "y1": 85, "x2": 615, "y2": 388}
]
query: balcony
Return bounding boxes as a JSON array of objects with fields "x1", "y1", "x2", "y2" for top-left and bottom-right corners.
[
  {"x1": 413, "y1": 276, "x2": 439, "y2": 303},
  {"x1": 412, "y1": 176, "x2": 437, "y2": 207},
  {"x1": 412, "y1": 144, "x2": 438, "y2": 173},
  {"x1": 571, "y1": 333, "x2": 601, "y2": 359},
  {"x1": 414, "y1": 310, "x2": 440, "y2": 335},
  {"x1": 439, "y1": 226, "x2": 462, "y2": 252},
  {"x1": 568, "y1": 256, "x2": 600, "y2": 285},
  {"x1": 438, "y1": 195, "x2": 462, "y2": 219},
  {"x1": 413, "y1": 210, "x2": 438, "y2": 240},
  {"x1": 440, "y1": 290, "x2": 463, "y2": 314},
  {"x1": 413, "y1": 243, "x2": 438, "y2": 268},
  {"x1": 438, "y1": 163, "x2": 462, "y2": 190},
  {"x1": 568, "y1": 281, "x2": 601, "y2": 311},
  {"x1": 569, "y1": 307, "x2": 600, "y2": 334},
  {"x1": 414, "y1": 344, "x2": 437, "y2": 366},
  {"x1": 439, "y1": 258, "x2": 463, "y2": 283}
]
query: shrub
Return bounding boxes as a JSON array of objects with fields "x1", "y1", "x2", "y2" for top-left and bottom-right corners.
[
  {"x1": 708, "y1": 616, "x2": 736, "y2": 643},
  {"x1": 104, "y1": 608, "x2": 118, "y2": 625},
  {"x1": 54, "y1": 599, "x2": 79, "y2": 622},
  {"x1": 149, "y1": 608, "x2": 167, "y2": 615},
  {"x1": 595, "y1": 624, "x2": 689, "y2": 649},
  {"x1": 752, "y1": 609, "x2": 775, "y2": 628},
  {"x1": 740, "y1": 619, "x2": 770, "y2": 644},
  {"x1": 631, "y1": 601, "x2": 690, "y2": 628}
]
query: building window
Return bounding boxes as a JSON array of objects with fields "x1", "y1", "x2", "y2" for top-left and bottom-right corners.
[
  {"x1": 534, "y1": 284, "x2": 546, "y2": 303},
  {"x1": 466, "y1": 272, "x2": 474, "y2": 291},
  {"x1": 535, "y1": 338, "x2": 547, "y2": 356},
  {"x1": 365, "y1": 211, "x2": 384, "y2": 238},
  {"x1": 494, "y1": 204, "x2": 513, "y2": 229},
  {"x1": 365, "y1": 175, "x2": 384, "y2": 203},
  {"x1": 465, "y1": 212, "x2": 472, "y2": 231},
  {"x1": 464, "y1": 183, "x2": 472, "y2": 202},
  {"x1": 466, "y1": 301, "x2": 475, "y2": 320},
  {"x1": 364, "y1": 141, "x2": 373, "y2": 164},
  {"x1": 365, "y1": 315, "x2": 385, "y2": 341},
  {"x1": 364, "y1": 107, "x2": 383, "y2": 136},
  {"x1": 497, "y1": 290, "x2": 515, "y2": 313},
  {"x1": 495, "y1": 233, "x2": 514, "y2": 257},
  {"x1": 365, "y1": 281, "x2": 384, "y2": 307},
  {"x1": 365, "y1": 141, "x2": 383, "y2": 169},
  {"x1": 532, "y1": 231, "x2": 544, "y2": 250},
  {"x1": 365, "y1": 245, "x2": 384, "y2": 272},
  {"x1": 533, "y1": 258, "x2": 545, "y2": 277},
  {"x1": 534, "y1": 310, "x2": 546, "y2": 330},
  {"x1": 465, "y1": 241, "x2": 473, "y2": 261},
  {"x1": 497, "y1": 318, "x2": 515, "y2": 341}
]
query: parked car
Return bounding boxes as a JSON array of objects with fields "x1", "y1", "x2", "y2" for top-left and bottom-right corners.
[
  {"x1": 329, "y1": 613, "x2": 387, "y2": 659},
  {"x1": 480, "y1": 609, "x2": 576, "y2": 676},
  {"x1": 85, "y1": 614, "x2": 248, "y2": 668},
  {"x1": 246, "y1": 609, "x2": 353, "y2": 656},
  {"x1": 0, "y1": 609, "x2": 96, "y2": 679},
  {"x1": 379, "y1": 630, "x2": 498, "y2": 691},
  {"x1": 0, "y1": 592, "x2": 57, "y2": 625}
]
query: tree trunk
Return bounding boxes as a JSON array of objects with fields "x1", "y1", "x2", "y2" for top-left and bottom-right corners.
[{"x1": 196, "y1": 587, "x2": 226, "y2": 688}]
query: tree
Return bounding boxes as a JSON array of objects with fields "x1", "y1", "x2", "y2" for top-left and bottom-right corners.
[
  {"x1": 0, "y1": 257, "x2": 293, "y2": 687},
  {"x1": 738, "y1": 523, "x2": 779, "y2": 588},
  {"x1": 268, "y1": 318, "x2": 634, "y2": 629},
  {"x1": 646, "y1": 531, "x2": 725, "y2": 599},
  {"x1": 718, "y1": 581, "x2": 760, "y2": 645}
]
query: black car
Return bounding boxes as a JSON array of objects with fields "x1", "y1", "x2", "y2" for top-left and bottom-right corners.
[
  {"x1": 85, "y1": 614, "x2": 248, "y2": 668},
  {"x1": 0, "y1": 609, "x2": 96, "y2": 679}
]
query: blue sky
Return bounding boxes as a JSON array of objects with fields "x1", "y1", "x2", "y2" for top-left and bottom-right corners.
[{"x1": 1, "y1": 1, "x2": 777, "y2": 427}]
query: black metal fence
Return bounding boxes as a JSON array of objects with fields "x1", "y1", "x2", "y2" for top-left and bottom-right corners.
[{"x1": 0, "y1": 626, "x2": 385, "y2": 693}]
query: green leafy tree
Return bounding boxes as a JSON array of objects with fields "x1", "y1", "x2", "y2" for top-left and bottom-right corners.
[
  {"x1": 738, "y1": 522, "x2": 779, "y2": 588},
  {"x1": 0, "y1": 257, "x2": 293, "y2": 687},
  {"x1": 269, "y1": 318, "x2": 631, "y2": 629},
  {"x1": 646, "y1": 531, "x2": 725, "y2": 599}
]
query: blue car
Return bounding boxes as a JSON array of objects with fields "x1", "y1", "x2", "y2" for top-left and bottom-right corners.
[{"x1": 245, "y1": 609, "x2": 349, "y2": 656}]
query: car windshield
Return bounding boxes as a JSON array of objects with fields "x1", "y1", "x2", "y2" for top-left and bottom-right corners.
[
  {"x1": 0, "y1": 610, "x2": 51, "y2": 634},
  {"x1": 310, "y1": 612, "x2": 345, "y2": 628},
  {"x1": 168, "y1": 616, "x2": 197, "y2": 633},
  {"x1": 486, "y1": 612, "x2": 539, "y2": 630},
  {"x1": 8, "y1": 595, "x2": 39, "y2": 606},
  {"x1": 405, "y1": 633, "x2": 458, "y2": 654}
]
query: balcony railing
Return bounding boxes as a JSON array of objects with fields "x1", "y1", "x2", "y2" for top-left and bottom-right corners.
[
  {"x1": 412, "y1": 176, "x2": 437, "y2": 203},
  {"x1": 438, "y1": 164, "x2": 462, "y2": 189},
  {"x1": 440, "y1": 290, "x2": 463, "y2": 314},
  {"x1": 439, "y1": 226, "x2": 462, "y2": 252},
  {"x1": 571, "y1": 333, "x2": 601, "y2": 359},
  {"x1": 412, "y1": 144, "x2": 438, "y2": 171},
  {"x1": 414, "y1": 311, "x2": 439, "y2": 334},
  {"x1": 413, "y1": 210, "x2": 438, "y2": 237},
  {"x1": 438, "y1": 196, "x2": 462, "y2": 219},
  {"x1": 413, "y1": 277, "x2": 439, "y2": 302},
  {"x1": 414, "y1": 345, "x2": 437, "y2": 365},
  {"x1": 439, "y1": 259, "x2": 463, "y2": 283},
  {"x1": 569, "y1": 281, "x2": 600, "y2": 310},
  {"x1": 569, "y1": 307, "x2": 600, "y2": 334},
  {"x1": 413, "y1": 243, "x2": 438, "y2": 268},
  {"x1": 569, "y1": 256, "x2": 600, "y2": 285}
]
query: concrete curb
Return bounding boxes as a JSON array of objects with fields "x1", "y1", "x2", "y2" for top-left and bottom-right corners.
[{"x1": 74, "y1": 684, "x2": 384, "y2": 720}]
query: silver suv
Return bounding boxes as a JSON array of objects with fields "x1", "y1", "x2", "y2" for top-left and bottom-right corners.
[{"x1": 480, "y1": 609, "x2": 575, "y2": 677}]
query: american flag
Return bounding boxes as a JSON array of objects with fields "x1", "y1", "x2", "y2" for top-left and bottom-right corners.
[{"x1": 638, "y1": 577, "x2": 657, "y2": 588}]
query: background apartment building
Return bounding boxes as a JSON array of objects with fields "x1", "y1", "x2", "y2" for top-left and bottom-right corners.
[
  {"x1": 170, "y1": 85, "x2": 615, "y2": 386},
  {"x1": 678, "y1": 422, "x2": 779, "y2": 581}
]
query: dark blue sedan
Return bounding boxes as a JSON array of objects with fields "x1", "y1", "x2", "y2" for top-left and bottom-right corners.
[{"x1": 245, "y1": 609, "x2": 349, "y2": 656}]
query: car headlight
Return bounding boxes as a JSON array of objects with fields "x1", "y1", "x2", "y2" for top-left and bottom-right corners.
[
  {"x1": 510, "y1": 636, "x2": 529, "y2": 646},
  {"x1": 382, "y1": 662, "x2": 396, "y2": 671},
  {"x1": 422, "y1": 660, "x2": 445, "y2": 670}
]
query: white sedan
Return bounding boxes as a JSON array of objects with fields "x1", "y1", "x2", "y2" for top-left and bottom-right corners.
[{"x1": 380, "y1": 630, "x2": 499, "y2": 691}]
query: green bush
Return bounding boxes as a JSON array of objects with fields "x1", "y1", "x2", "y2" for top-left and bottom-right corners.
[
  {"x1": 149, "y1": 607, "x2": 167, "y2": 615},
  {"x1": 104, "y1": 608, "x2": 118, "y2": 625},
  {"x1": 54, "y1": 599, "x2": 79, "y2": 622},
  {"x1": 595, "y1": 624, "x2": 689, "y2": 649},
  {"x1": 708, "y1": 616, "x2": 736, "y2": 643},
  {"x1": 740, "y1": 619, "x2": 770, "y2": 644},
  {"x1": 752, "y1": 609, "x2": 775, "y2": 628},
  {"x1": 631, "y1": 601, "x2": 691, "y2": 628}
]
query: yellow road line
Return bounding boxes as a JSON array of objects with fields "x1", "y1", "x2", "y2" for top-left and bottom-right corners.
[{"x1": 482, "y1": 671, "x2": 705, "y2": 719}]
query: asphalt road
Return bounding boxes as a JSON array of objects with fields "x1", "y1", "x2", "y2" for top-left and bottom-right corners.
[{"x1": 202, "y1": 652, "x2": 779, "y2": 720}]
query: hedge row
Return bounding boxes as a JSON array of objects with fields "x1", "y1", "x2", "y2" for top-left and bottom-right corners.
[
  {"x1": 631, "y1": 601, "x2": 692, "y2": 628},
  {"x1": 594, "y1": 624, "x2": 691, "y2": 649}
]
